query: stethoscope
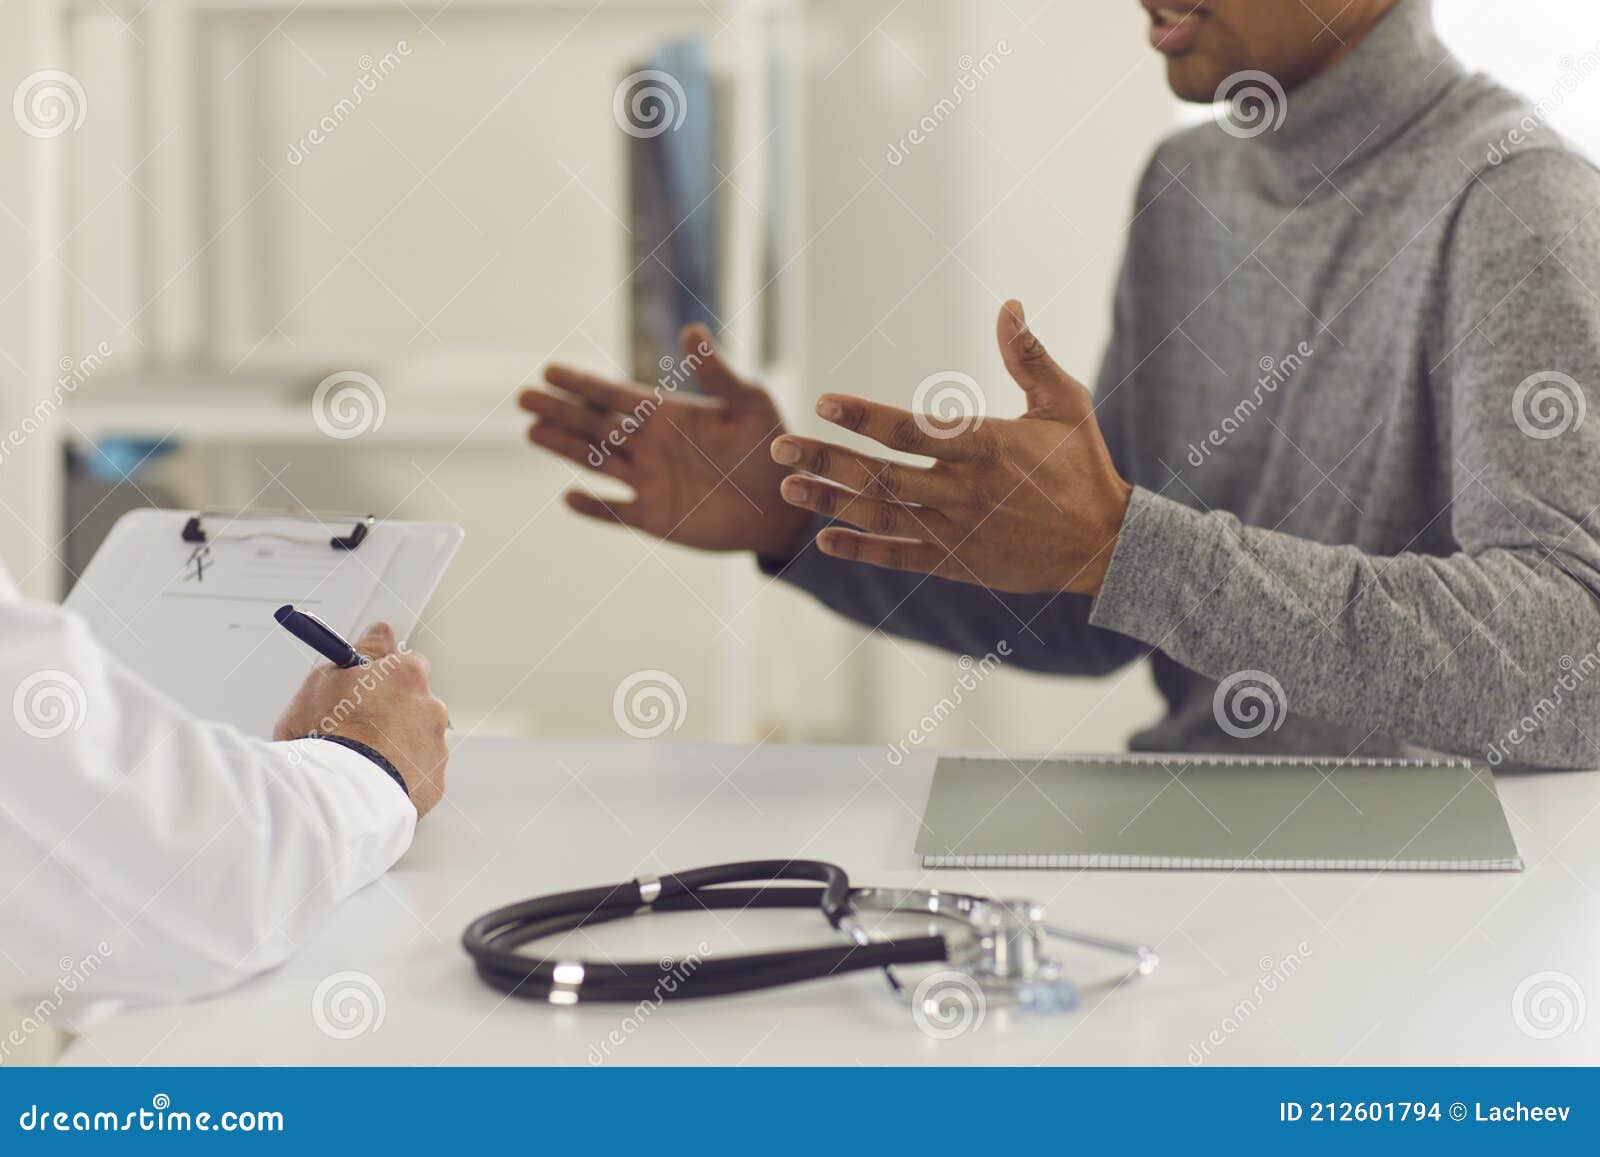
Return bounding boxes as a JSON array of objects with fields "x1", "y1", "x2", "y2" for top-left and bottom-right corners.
[{"x1": 462, "y1": 861, "x2": 1158, "y2": 1017}]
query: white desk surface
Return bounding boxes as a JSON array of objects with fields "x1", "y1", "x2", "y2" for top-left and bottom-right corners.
[{"x1": 64, "y1": 738, "x2": 1600, "y2": 1066}]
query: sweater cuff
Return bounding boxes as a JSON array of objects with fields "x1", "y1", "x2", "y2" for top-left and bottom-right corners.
[
  {"x1": 1088, "y1": 485, "x2": 1228, "y2": 647},
  {"x1": 312, "y1": 734, "x2": 409, "y2": 798},
  {"x1": 755, "y1": 514, "x2": 830, "y2": 586}
]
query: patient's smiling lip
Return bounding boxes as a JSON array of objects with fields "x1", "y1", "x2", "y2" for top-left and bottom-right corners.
[{"x1": 1144, "y1": 2, "x2": 1210, "y2": 55}]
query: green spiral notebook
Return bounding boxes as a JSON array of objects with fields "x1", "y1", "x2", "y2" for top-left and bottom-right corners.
[{"x1": 916, "y1": 754, "x2": 1522, "y2": 871}]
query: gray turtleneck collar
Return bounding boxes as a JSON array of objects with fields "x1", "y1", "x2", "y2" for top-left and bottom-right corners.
[{"x1": 1231, "y1": 0, "x2": 1466, "y2": 197}]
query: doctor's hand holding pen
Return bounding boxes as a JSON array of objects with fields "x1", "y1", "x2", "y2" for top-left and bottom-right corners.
[
  {"x1": 517, "y1": 323, "x2": 814, "y2": 561},
  {"x1": 274, "y1": 621, "x2": 450, "y2": 818}
]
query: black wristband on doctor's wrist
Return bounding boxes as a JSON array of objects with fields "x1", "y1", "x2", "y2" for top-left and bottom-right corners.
[{"x1": 311, "y1": 734, "x2": 409, "y2": 797}]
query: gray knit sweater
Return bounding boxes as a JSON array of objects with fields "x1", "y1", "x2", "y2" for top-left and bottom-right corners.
[{"x1": 767, "y1": 0, "x2": 1600, "y2": 769}]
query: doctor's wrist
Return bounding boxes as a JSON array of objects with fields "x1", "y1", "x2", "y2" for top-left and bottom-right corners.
[
  {"x1": 312, "y1": 733, "x2": 409, "y2": 798},
  {"x1": 318, "y1": 712, "x2": 448, "y2": 820}
]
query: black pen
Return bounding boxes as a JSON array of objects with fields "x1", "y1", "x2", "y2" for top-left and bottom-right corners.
[
  {"x1": 274, "y1": 604, "x2": 368, "y2": 668},
  {"x1": 274, "y1": 604, "x2": 453, "y2": 729}
]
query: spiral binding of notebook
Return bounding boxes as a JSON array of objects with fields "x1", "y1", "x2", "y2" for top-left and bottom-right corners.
[{"x1": 914, "y1": 753, "x2": 1522, "y2": 871}]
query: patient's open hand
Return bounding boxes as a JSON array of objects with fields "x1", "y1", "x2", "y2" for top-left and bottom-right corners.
[
  {"x1": 769, "y1": 301, "x2": 1133, "y2": 596},
  {"x1": 518, "y1": 325, "x2": 812, "y2": 559},
  {"x1": 274, "y1": 622, "x2": 449, "y2": 818}
]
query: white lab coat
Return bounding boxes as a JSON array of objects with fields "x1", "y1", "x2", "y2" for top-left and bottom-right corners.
[{"x1": 0, "y1": 558, "x2": 415, "y2": 1037}]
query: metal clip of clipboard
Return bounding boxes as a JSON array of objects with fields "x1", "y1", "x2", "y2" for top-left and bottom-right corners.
[{"x1": 179, "y1": 507, "x2": 375, "y2": 551}]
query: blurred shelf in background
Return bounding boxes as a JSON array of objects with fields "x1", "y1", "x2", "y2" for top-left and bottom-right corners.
[
  {"x1": 63, "y1": 384, "x2": 525, "y2": 448},
  {"x1": 18, "y1": 0, "x2": 809, "y2": 744}
]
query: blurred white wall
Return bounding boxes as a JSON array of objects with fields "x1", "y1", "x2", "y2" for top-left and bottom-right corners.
[
  {"x1": 1436, "y1": 0, "x2": 1600, "y2": 159},
  {"x1": 0, "y1": 2, "x2": 61, "y2": 596},
  {"x1": 14, "y1": 1, "x2": 1594, "y2": 757},
  {"x1": 0, "y1": 0, "x2": 1181, "y2": 757}
]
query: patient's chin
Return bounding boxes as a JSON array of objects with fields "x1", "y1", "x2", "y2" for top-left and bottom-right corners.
[{"x1": 1165, "y1": 56, "x2": 1230, "y2": 104}]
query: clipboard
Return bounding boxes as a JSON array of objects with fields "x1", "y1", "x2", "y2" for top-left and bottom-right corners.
[{"x1": 64, "y1": 508, "x2": 463, "y2": 738}]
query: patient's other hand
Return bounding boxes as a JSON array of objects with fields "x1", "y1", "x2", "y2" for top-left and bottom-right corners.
[
  {"x1": 519, "y1": 325, "x2": 812, "y2": 560},
  {"x1": 274, "y1": 622, "x2": 449, "y2": 818}
]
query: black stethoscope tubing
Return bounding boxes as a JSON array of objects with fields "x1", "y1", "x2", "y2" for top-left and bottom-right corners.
[{"x1": 462, "y1": 860, "x2": 951, "y2": 1002}]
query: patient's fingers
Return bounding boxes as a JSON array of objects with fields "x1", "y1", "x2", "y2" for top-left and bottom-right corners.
[
  {"x1": 519, "y1": 389, "x2": 621, "y2": 445},
  {"x1": 543, "y1": 364, "x2": 654, "y2": 414},
  {"x1": 815, "y1": 394, "x2": 989, "y2": 461},
  {"x1": 814, "y1": 528, "x2": 960, "y2": 580},
  {"x1": 527, "y1": 422, "x2": 634, "y2": 481},
  {"x1": 769, "y1": 435, "x2": 953, "y2": 506},
  {"x1": 679, "y1": 324, "x2": 750, "y2": 401},
  {"x1": 779, "y1": 477, "x2": 954, "y2": 541}
]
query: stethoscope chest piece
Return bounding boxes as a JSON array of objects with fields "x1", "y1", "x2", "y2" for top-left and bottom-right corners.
[
  {"x1": 960, "y1": 898, "x2": 1078, "y2": 1014},
  {"x1": 843, "y1": 887, "x2": 1156, "y2": 1016}
]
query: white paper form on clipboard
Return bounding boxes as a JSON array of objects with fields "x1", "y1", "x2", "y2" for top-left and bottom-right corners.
[{"x1": 64, "y1": 509, "x2": 463, "y2": 738}]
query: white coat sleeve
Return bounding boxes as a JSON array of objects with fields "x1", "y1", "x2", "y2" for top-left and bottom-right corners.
[{"x1": 0, "y1": 564, "x2": 416, "y2": 1030}]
